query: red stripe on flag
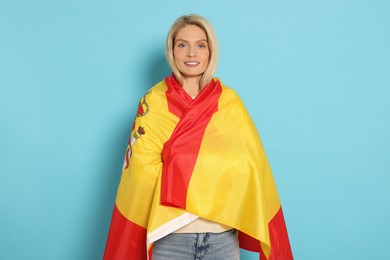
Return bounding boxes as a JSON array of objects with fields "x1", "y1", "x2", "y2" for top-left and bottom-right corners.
[
  {"x1": 268, "y1": 207, "x2": 293, "y2": 259},
  {"x1": 161, "y1": 76, "x2": 222, "y2": 209},
  {"x1": 104, "y1": 205, "x2": 147, "y2": 260},
  {"x1": 238, "y1": 231, "x2": 267, "y2": 259},
  {"x1": 164, "y1": 76, "x2": 193, "y2": 118}
]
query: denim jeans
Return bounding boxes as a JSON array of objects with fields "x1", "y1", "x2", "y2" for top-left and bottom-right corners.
[{"x1": 152, "y1": 229, "x2": 240, "y2": 260}]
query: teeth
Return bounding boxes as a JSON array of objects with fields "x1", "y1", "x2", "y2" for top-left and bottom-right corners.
[{"x1": 185, "y1": 61, "x2": 199, "y2": 65}]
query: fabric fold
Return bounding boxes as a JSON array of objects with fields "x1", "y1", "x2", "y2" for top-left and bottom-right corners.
[
  {"x1": 104, "y1": 76, "x2": 293, "y2": 260},
  {"x1": 161, "y1": 76, "x2": 222, "y2": 208}
]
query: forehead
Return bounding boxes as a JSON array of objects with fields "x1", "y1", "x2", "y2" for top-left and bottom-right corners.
[{"x1": 175, "y1": 24, "x2": 207, "y2": 41}]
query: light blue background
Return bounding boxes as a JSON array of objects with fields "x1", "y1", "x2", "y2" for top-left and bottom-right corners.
[{"x1": 1, "y1": 0, "x2": 389, "y2": 259}]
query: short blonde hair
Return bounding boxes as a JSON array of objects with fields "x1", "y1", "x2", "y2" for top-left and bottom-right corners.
[{"x1": 166, "y1": 14, "x2": 218, "y2": 89}]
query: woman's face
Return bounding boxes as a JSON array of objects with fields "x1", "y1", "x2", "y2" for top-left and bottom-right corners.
[{"x1": 173, "y1": 25, "x2": 210, "y2": 81}]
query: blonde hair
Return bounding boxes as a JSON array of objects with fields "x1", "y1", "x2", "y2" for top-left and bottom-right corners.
[{"x1": 166, "y1": 14, "x2": 218, "y2": 89}]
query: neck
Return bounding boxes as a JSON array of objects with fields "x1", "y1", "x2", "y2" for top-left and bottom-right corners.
[{"x1": 182, "y1": 76, "x2": 202, "y2": 97}]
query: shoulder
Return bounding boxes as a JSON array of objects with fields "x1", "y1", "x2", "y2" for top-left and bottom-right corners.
[
  {"x1": 216, "y1": 79, "x2": 246, "y2": 109},
  {"x1": 133, "y1": 79, "x2": 168, "y2": 118},
  {"x1": 142, "y1": 79, "x2": 168, "y2": 100},
  {"x1": 136, "y1": 79, "x2": 169, "y2": 109},
  {"x1": 215, "y1": 79, "x2": 256, "y2": 130}
]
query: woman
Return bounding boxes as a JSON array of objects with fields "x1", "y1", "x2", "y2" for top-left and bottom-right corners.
[{"x1": 104, "y1": 14, "x2": 293, "y2": 260}]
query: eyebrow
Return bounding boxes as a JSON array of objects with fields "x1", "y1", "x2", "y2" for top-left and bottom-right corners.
[{"x1": 175, "y1": 39, "x2": 208, "y2": 43}]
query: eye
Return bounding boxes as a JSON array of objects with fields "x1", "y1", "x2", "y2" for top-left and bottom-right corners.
[
  {"x1": 197, "y1": 44, "x2": 207, "y2": 49},
  {"x1": 176, "y1": 43, "x2": 187, "y2": 48}
]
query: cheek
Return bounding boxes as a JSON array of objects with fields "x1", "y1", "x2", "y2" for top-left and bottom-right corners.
[
  {"x1": 203, "y1": 52, "x2": 210, "y2": 64},
  {"x1": 203, "y1": 50, "x2": 210, "y2": 60},
  {"x1": 174, "y1": 49, "x2": 184, "y2": 59}
]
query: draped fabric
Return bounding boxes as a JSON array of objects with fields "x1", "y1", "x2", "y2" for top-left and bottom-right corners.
[{"x1": 104, "y1": 76, "x2": 293, "y2": 260}]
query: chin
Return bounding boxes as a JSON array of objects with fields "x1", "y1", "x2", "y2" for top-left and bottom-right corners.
[
  {"x1": 182, "y1": 70, "x2": 205, "y2": 77},
  {"x1": 182, "y1": 73, "x2": 203, "y2": 79}
]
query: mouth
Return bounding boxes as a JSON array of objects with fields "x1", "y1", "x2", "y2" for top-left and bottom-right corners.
[{"x1": 184, "y1": 61, "x2": 200, "y2": 66}]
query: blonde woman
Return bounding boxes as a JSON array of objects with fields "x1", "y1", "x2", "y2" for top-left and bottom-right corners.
[{"x1": 104, "y1": 14, "x2": 293, "y2": 260}]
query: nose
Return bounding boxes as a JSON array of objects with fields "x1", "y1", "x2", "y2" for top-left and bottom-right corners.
[{"x1": 186, "y1": 46, "x2": 196, "y2": 57}]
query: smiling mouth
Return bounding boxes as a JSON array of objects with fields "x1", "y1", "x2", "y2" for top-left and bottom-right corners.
[{"x1": 184, "y1": 61, "x2": 200, "y2": 65}]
